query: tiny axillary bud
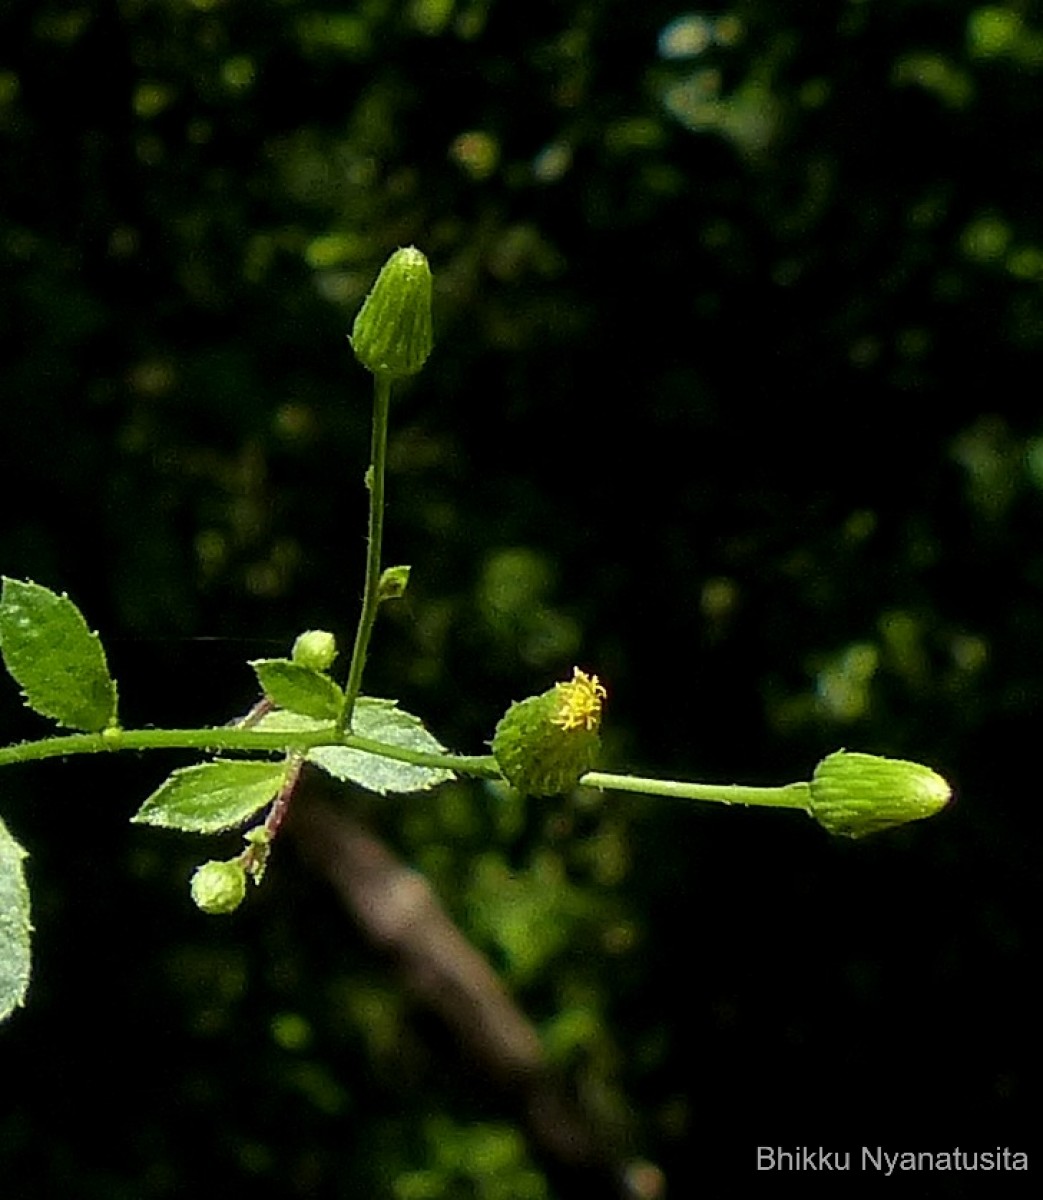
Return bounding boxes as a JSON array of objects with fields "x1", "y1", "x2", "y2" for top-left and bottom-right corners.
[
  {"x1": 350, "y1": 246, "x2": 433, "y2": 379},
  {"x1": 377, "y1": 564, "x2": 411, "y2": 601},
  {"x1": 809, "y1": 749, "x2": 952, "y2": 838}
]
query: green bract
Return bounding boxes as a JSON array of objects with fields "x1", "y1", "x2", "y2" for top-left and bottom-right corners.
[
  {"x1": 809, "y1": 750, "x2": 952, "y2": 838},
  {"x1": 377, "y1": 564, "x2": 411, "y2": 601},
  {"x1": 350, "y1": 246, "x2": 433, "y2": 379}
]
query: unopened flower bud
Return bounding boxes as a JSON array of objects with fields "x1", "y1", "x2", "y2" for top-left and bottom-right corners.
[
  {"x1": 492, "y1": 668, "x2": 606, "y2": 796},
  {"x1": 809, "y1": 750, "x2": 951, "y2": 838},
  {"x1": 350, "y1": 246, "x2": 433, "y2": 379},
  {"x1": 291, "y1": 629, "x2": 338, "y2": 672},
  {"x1": 190, "y1": 859, "x2": 247, "y2": 915}
]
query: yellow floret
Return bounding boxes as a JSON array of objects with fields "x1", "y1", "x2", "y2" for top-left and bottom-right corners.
[{"x1": 551, "y1": 668, "x2": 607, "y2": 732}]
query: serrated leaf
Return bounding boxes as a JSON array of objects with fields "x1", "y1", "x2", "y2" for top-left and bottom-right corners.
[
  {"x1": 0, "y1": 578, "x2": 118, "y2": 732},
  {"x1": 131, "y1": 760, "x2": 287, "y2": 833},
  {"x1": 0, "y1": 813, "x2": 32, "y2": 1024},
  {"x1": 250, "y1": 658, "x2": 344, "y2": 721},
  {"x1": 255, "y1": 699, "x2": 455, "y2": 795}
]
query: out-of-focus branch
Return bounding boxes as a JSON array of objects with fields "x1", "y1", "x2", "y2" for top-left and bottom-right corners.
[{"x1": 290, "y1": 792, "x2": 665, "y2": 1200}]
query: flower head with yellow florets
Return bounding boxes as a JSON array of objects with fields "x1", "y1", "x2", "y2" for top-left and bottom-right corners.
[{"x1": 492, "y1": 667, "x2": 607, "y2": 797}]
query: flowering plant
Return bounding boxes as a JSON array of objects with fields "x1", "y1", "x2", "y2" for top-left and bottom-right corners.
[{"x1": 0, "y1": 248, "x2": 950, "y2": 1027}]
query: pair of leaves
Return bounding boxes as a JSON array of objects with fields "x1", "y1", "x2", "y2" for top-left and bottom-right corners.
[
  {"x1": 0, "y1": 578, "x2": 118, "y2": 733},
  {"x1": 0, "y1": 577, "x2": 118, "y2": 1024},
  {"x1": 132, "y1": 700, "x2": 456, "y2": 834},
  {"x1": 128, "y1": 657, "x2": 454, "y2": 834}
]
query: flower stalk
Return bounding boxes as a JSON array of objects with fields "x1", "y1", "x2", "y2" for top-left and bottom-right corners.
[
  {"x1": 341, "y1": 247, "x2": 434, "y2": 733},
  {"x1": 340, "y1": 372, "x2": 392, "y2": 732}
]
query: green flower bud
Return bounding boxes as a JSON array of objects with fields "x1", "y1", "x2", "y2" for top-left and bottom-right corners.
[
  {"x1": 350, "y1": 246, "x2": 433, "y2": 379},
  {"x1": 492, "y1": 668, "x2": 606, "y2": 797},
  {"x1": 291, "y1": 629, "x2": 338, "y2": 672},
  {"x1": 809, "y1": 750, "x2": 952, "y2": 838},
  {"x1": 190, "y1": 859, "x2": 247, "y2": 915}
]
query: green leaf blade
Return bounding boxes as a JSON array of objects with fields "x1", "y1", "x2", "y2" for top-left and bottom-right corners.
[
  {"x1": 0, "y1": 814, "x2": 32, "y2": 1024},
  {"x1": 0, "y1": 578, "x2": 118, "y2": 732},
  {"x1": 255, "y1": 700, "x2": 455, "y2": 795},
  {"x1": 250, "y1": 658, "x2": 344, "y2": 721},
  {"x1": 317, "y1": 698, "x2": 454, "y2": 794},
  {"x1": 131, "y1": 760, "x2": 287, "y2": 833}
]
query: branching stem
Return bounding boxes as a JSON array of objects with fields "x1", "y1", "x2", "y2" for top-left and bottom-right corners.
[
  {"x1": 0, "y1": 725, "x2": 812, "y2": 814},
  {"x1": 0, "y1": 726, "x2": 500, "y2": 777}
]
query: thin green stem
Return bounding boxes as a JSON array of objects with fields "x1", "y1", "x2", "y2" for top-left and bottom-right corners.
[
  {"x1": 341, "y1": 373, "x2": 392, "y2": 732},
  {"x1": 580, "y1": 770, "x2": 812, "y2": 812},
  {"x1": 0, "y1": 725, "x2": 811, "y2": 815},
  {"x1": 0, "y1": 727, "x2": 500, "y2": 777}
]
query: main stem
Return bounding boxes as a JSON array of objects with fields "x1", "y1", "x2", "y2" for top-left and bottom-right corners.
[
  {"x1": 0, "y1": 726, "x2": 813, "y2": 814},
  {"x1": 341, "y1": 373, "x2": 392, "y2": 732},
  {"x1": 0, "y1": 726, "x2": 501, "y2": 776}
]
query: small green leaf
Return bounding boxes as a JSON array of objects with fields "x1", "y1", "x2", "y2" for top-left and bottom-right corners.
[
  {"x1": 0, "y1": 578, "x2": 118, "y2": 732},
  {"x1": 256, "y1": 699, "x2": 455, "y2": 795},
  {"x1": 250, "y1": 658, "x2": 345, "y2": 721},
  {"x1": 377, "y1": 564, "x2": 411, "y2": 601},
  {"x1": 0, "y1": 813, "x2": 32, "y2": 1024},
  {"x1": 132, "y1": 760, "x2": 287, "y2": 833}
]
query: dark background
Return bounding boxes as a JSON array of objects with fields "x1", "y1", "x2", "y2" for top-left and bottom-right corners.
[{"x1": 0, "y1": 1, "x2": 1037, "y2": 1195}]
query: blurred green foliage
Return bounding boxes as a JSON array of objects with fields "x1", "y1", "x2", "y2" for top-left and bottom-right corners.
[{"x1": 1, "y1": 0, "x2": 1038, "y2": 1193}]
